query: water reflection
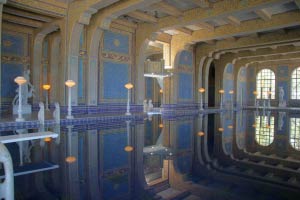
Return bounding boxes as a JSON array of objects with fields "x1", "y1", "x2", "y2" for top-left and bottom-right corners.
[{"x1": 1, "y1": 111, "x2": 300, "y2": 199}]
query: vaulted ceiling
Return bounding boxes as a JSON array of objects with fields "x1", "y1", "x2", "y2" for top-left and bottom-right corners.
[{"x1": 2, "y1": 0, "x2": 300, "y2": 46}]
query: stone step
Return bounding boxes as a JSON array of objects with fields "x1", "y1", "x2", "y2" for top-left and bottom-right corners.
[
  {"x1": 150, "y1": 181, "x2": 170, "y2": 194},
  {"x1": 157, "y1": 188, "x2": 190, "y2": 200}
]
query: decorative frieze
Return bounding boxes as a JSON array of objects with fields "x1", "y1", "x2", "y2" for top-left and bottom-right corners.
[
  {"x1": 1, "y1": 55, "x2": 29, "y2": 64},
  {"x1": 102, "y1": 52, "x2": 130, "y2": 63}
]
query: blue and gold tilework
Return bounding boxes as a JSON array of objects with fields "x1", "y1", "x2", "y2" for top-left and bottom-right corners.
[
  {"x1": 100, "y1": 29, "x2": 132, "y2": 102},
  {"x1": 177, "y1": 50, "x2": 194, "y2": 102}
]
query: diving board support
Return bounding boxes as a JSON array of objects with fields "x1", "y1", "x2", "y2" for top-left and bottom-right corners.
[
  {"x1": 0, "y1": 161, "x2": 59, "y2": 179},
  {"x1": 0, "y1": 142, "x2": 14, "y2": 200},
  {"x1": 0, "y1": 131, "x2": 58, "y2": 144}
]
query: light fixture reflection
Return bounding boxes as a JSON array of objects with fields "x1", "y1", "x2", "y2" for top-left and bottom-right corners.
[
  {"x1": 198, "y1": 88, "x2": 205, "y2": 93},
  {"x1": 44, "y1": 137, "x2": 52, "y2": 142},
  {"x1": 42, "y1": 84, "x2": 51, "y2": 90},
  {"x1": 124, "y1": 145, "x2": 134, "y2": 152},
  {"x1": 218, "y1": 127, "x2": 224, "y2": 132},
  {"x1": 197, "y1": 131, "x2": 205, "y2": 136},
  {"x1": 65, "y1": 156, "x2": 76, "y2": 163}
]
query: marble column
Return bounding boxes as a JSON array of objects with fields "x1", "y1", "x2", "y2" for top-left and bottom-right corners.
[{"x1": 0, "y1": 0, "x2": 7, "y2": 113}]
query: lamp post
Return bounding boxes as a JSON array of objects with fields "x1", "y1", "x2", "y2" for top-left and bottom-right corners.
[
  {"x1": 219, "y1": 89, "x2": 224, "y2": 109},
  {"x1": 14, "y1": 76, "x2": 27, "y2": 122},
  {"x1": 65, "y1": 80, "x2": 76, "y2": 119},
  {"x1": 253, "y1": 90, "x2": 258, "y2": 108},
  {"x1": 124, "y1": 120, "x2": 133, "y2": 152},
  {"x1": 42, "y1": 84, "x2": 51, "y2": 110},
  {"x1": 65, "y1": 126, "x2": 76, "y2": 163},
  {"x1": 125, "y1": 83, "x2": 133, "y2": 115},
  {"x1": 229, "y1": 90, "x2": 234, "y2": 110},
  {"x1": 198, "y1": 88, "x2": 205, "y2": 110}
]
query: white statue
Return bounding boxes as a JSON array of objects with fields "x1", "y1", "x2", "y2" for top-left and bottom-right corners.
[
  {"x1": 15, "y1": 129, "x2": 33, "y2": 166},
  {"x1": 148, "y1": 99, "x2": 153, "y2": 111},
  {"x1": 53, "y1": 102, "x2": 60, "y2": 124},
  {"x1": 38, "y1": 102, "x2": 45, "y2": 125},
  {"x1": 278, "y1": 87, "x2": 286, "y2": 107},
  {"x1": 12, "y1": 69, "x2": 35, "y2": 114},
  {"x1": 143, "y1": 99, "x2": 148, "y2": 113}
]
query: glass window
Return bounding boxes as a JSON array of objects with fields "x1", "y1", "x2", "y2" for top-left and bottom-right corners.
[
  {"x1": 255, "y1": 115, "x2": 274, "y2": 146},
  {"x1": 290, "y1": 118, "x2": 300, "y2": 150},
  {"x1": 256, "y1": 69, "x2": 275, "y2": 99},
  {"x1": 291, "y1": 67, "x2": 300, "y2": 99}
]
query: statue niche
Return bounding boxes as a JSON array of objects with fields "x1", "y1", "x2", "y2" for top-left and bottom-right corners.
[{"x1": 12, "y1": 69, "x2": 35, "y2": 114}]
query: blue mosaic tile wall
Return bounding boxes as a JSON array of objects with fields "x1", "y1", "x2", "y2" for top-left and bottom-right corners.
[
  {"x1": 1, "y1": 31, "x2": 28, "y2": 103},
  {"x1": 103, "y1": 61, "x2": 128, "y2": 99},
  {"x1": 177, "y1": 123, "x2": 192, "y2": 150},
  {"x1": 1, "y1": 63, "x2": 23, "y2": 98},
  {"x1": 179, "y1": 50, "x2": 193, "y2": 67},
  {"x1": 103, "y1": 173, "x2": 129, "y2": 200},
  {"x1": 100, "y1": 30, "x2": 131, "y2": 102},
  {"x1": 103, "y1": 30, "x2": 129, "y2": 54},
  {"x1": 178, "y1": 73, "x2": 193, "y2": 100},
  {"x1": 145, "y1": 77, "x2": 153, "y2": 100},
  {"x1": 2, "y1": 32, "x2": 25, "y2": 56},
  {"x1": 103, "y1": 131, "x2": 128, "y2": 171},
  {"x1": 177, "y1": 50, "x2": 193, "y2": 103}
]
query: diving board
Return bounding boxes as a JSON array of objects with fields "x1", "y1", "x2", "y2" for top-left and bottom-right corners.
[{"x1": 0, "y1": 131, "x2": 58, "y2": 144}]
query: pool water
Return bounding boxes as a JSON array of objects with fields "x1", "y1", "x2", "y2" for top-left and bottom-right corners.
[{"x1": 1, "y1": 110, "x2": 300, "y2": 200}]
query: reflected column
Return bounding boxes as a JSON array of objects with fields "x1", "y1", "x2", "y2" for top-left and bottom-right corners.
[
  {"x1": 87, "y1": 129, "x2": 100, "y2": 199},
  {"x1": 65, "y1": 126, "x2": 80, "y2": 200},
  {"x1": 134, "y1": 123, "x2": 147, "y2": 191}
]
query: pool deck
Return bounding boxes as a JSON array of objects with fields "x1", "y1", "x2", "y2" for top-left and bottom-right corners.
[{"x1": 0, "y1": 106, "x2": 300, "y2": 131}]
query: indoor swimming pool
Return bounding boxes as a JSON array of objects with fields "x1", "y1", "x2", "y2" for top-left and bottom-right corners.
[{"x1": 1, "y1": 110, "x2": 300, "y2": 200}]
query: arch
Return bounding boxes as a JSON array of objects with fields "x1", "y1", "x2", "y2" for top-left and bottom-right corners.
[
  {"x1": 197, "y1": 56, "x2": 207, "y2": 106},
  {"x1": 223, "y1": 63, "x2": 234, "y2": 108},
  {"x1": 236, "y1": 67, "x2": 247, "y2": 107},
  {"x1": 255, "y1": 114, "x2": 274, "y2": 146},
  {"x1": 221, "y1": 113, "x2": 233, "y2": 155},
  {"x1": 207, "y1": 62, "x2": 215, "y2": 107},
  {"x1": 50, "y1": 35, "x2": 61, "y2": 103},
  {"x1": 87, "y1": 27, "x2": 105, "y2": 105},
  {"x1": 32, "y1": 24, "x2": 59, "y2": 102},
  {"x1": 197, "y1": 56, "x2": 207, "y2": 89},
  {"x1": 291, "y1": 67, "x2": 300, "y2": 100},
  {"x1": 203, "y1": 58, "x2": 214, "y2": 106},
  {"x1": 68, "y1": 22, "x2": 84, "y2": 105},
  {"x1": 136, "y1": 38, "x2": 152, "y2": 104},
  {"x1": 236, "y1": 111, "x2": 246, "y2": 150},
  {"x1": 256, "y1": 68, "x2": 275, "y2": 100},
  {"x1": 289, "y1": 117, "x2": 300, "y2": 151}
]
